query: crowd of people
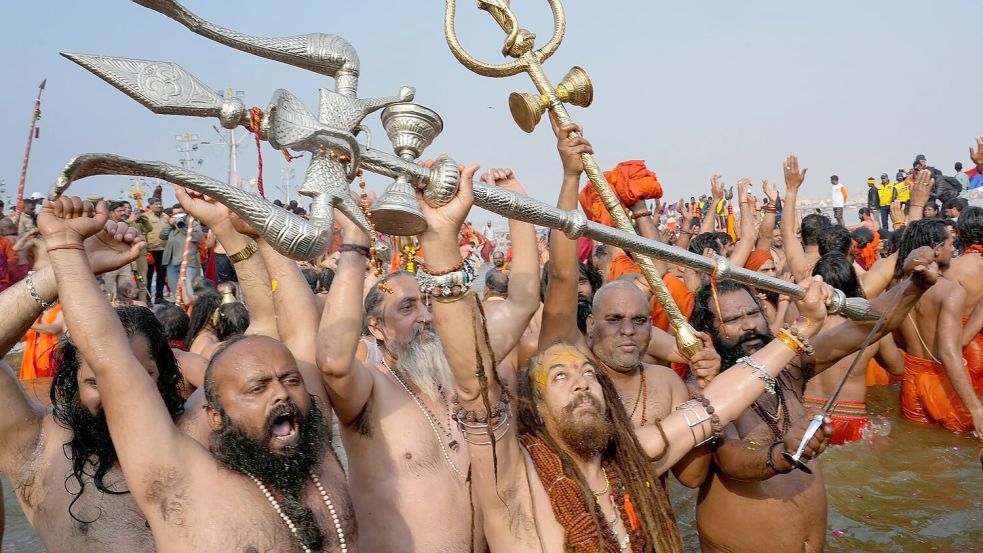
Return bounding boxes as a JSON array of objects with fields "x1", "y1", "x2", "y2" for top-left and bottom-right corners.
[{"x1": 0, "y1": 122, "x2": 978, "y2": 553}]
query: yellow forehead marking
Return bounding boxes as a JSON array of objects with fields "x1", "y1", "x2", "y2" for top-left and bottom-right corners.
[{"x1": 531, "y1": 347, "x2": 586, "y2": 391}]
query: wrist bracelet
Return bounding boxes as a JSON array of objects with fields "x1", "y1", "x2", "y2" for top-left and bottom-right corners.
[
  {"x1": 632, "y1": 209, "x2": 652, "y2": 218},
  {"x1": 422, "y1": 258, "x2": 465, "y2": 276},
  {"x1": 738, "y1": 356, "x2": 776, "y2": 395},
  {"x1": 767, "y1": 441, "x2": 794, "y2": 474},
  {"x1": 338, "y1": 243, "x2": 371, "y2": 259},
  {"x1": 775, "y1": 330, "x2": 804, "y2": 355},
  {"x1": 782, "y1": 324, "x2": 815, "y2": 356},
  {"x1": 25, "y1": 271, "x2": 52, "y2": 309},
  {"x1": 228, "y1": 240, "x2": 258, "y2": 263},
  {"x1": 46, "y1": 243, "x2": 85, "y2": 253}
]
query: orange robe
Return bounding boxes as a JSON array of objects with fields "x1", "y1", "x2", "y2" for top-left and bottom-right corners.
[
  {"x1": 865, "y1": 358, "x2": 899, "y2": 386},
  {"x1": 961, "y1": 316, "x2": 983, "y2": 394},
  {"x1": 19, "y1": 305, "x2": 62, "y2": 380},
  {"x1": 900, "y1": 352, "x2": 974, "y2": 434},
  {"x1": 803, "y1": 397, "x2": 870, "y2": 445}
]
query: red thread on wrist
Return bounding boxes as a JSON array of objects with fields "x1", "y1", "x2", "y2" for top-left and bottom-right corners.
[{"x1": 46, "y1": 243, "x2": 85, "y2": 253}]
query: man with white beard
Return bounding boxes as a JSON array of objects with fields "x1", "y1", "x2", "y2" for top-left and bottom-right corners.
[{"x1": 317, "y1": 168, "x2": 540, "y2": 552}]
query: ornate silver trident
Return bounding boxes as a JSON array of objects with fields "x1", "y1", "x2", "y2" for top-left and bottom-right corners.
[
  {"x1": 52, "y1": 0, "x2": 462, "y2": 259},
  {"x1": 445, "y1": 0, "x2": 704, "y2": 357}
]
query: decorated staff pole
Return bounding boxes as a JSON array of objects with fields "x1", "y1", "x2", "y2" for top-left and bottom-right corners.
[
  {"x1": 175, "y1": 216, "x2": 195, "y2": 307},
  {"x1": 444, "y1": 0, "x2": 702, "y2": 357},
  {"x1": 15, "y1": 79, "x2": 46, "y2": 229}
]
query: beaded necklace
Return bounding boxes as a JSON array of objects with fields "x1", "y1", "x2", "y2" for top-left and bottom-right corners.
[
  {"x1": 603, "y1": 361, "x2": 647, "y2": 426},
  {"x1": 246, "y1": 470, "x2": 347, "y2": 553},
  {"x1": 751, "y1": 376, "x2": 791, "y2": 440},
  {"x1": 382, "y1": 357, "x2": 466, "y2": 479}
]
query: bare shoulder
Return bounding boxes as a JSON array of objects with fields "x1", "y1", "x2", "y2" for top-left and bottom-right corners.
[{"x1": 644, "y1": 363, "x2": 686, "y2": 389}]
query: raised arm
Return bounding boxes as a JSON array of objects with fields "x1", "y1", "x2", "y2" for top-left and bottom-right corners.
[
  {"x1": 316, "y1": 210, "x2": 373, "y2": 425},
  {"x1": 418, "y1": 165, "x2": 538, "y2": 552},
  {"x1": 781, "y1": 155, "x2": 810, "y2": 280},
  {"x1": 810, "y1": 246, "x2": 939, "y2": 374},
  {"x1": 636, "y1": 277, "x2": 834, "y2": 476},
  {"x1": 675, "y1": 199, "x2": 695, "y2": 251},
  {"x1": 173, "y1": 187, "x2": 278, "y2": 340},
  {"x1": 700, "y1": 176, "x2": 724, "y2": 235},
  {"x1": 480, "y1": 169, "x2": 540, "y2": 360},
  {"x1": 629, "y1": 197, "x2": 671, "y2": 276},
  {"x1": 40, "y1": 198, "x2": 200, "y2": 497},
  {"x1": 860, "y1": 252, "x2": 898, "y2": 298},
  {"x1": 257, "y1": 239, "x2": 329, "y2": 408},
  {"x1": 755, "y1": 180, "x2": 779, "y2": 251},
  {"x1": 905, "y1": 170, "x2": 933, "y2": 224},
  {"x1": 539, "y1": 119, "x2": 594, "y2": 349},
  {"x1": 728, "y1": 178, "x2": 756, "y2": 268}
]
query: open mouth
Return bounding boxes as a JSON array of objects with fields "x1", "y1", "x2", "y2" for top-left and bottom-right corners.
[{"x1": 269, "y1": 413, "x2": 299, "y2": 443}]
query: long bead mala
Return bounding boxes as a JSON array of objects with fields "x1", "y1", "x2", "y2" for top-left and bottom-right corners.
[{"x1": 247, "y1": 470, "x2": 347, "y2": 553}]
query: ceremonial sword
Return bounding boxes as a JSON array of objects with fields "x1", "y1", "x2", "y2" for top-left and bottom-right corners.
[{"x1": 782, "y1": 277, "x2": 912, "y2": 473}]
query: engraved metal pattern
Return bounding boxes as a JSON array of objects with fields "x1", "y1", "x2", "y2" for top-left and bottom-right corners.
[
  {"x1": 131, "y1": 0, "x2": 361, "y2": 96},
  {"x1": 470, "y1": 184, "x2": 879, "y2": 321},
  {"x1": 371, "y1": 103, "x2": 446, "y2": 235},
  {"x1": 50, "y1": 154, "x2": 335, "y2": 261},
  {"x1": 444, "y1": 0, "x2": 702, "y2": 356},
  {"x1": 61, "y1": 53, "x2": 245, "y2": 125}
]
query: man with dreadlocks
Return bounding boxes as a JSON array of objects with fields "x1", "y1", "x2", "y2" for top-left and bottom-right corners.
[
  {"x1": 41, "y1": 196, "x2": 354, "y2": 553},
  {"x1": 539, "y1": 118, "x2": 721, "y2": 497},
  {"x1": 422, "y1": 157, "x2": 840, "y2": 553},
  {"x1": 688, "y1": 159, "x2": 942, "y2": 553},
  {"x1": 0, "y1": 216, "x2": 182, "y2": 552},
  {"x1": 316, "y1": 167, "x2": 540, "y2": 552},
  {"x1": 894, "y1": 215, "x2": 983, "y2": 436}
]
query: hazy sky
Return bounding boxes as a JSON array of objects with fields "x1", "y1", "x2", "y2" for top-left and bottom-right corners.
[{"x1": 2, "y1": 0, "x2": 980, "y2": 223}]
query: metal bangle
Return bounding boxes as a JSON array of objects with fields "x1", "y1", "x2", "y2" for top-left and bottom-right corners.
[
  {"x1": 228, "y1": 240, "x2": 259, "y2": 263},
  {"x1": 738, "y1": 356, "x2": 776, "y2": 395},
  {"x1": 676, "y1": 399, "x2": 712, "y2": 446},
  {"x1": 456, "y1": 407, "x2": 512, "y2": 445},
  {"x1": 766, "y1": 441, "x2": 794, "y2": 474},
  {"x1": 25, "y1": 271, "x2": 52, "y2": 310}
]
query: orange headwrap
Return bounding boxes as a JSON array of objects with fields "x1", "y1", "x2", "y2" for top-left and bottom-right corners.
[
  {"x1": 579, "y1": 160, "x2": 663, "y2": 227},
  {"x1": 744, "y1": 249, "x2": 773, "y2": 272}
]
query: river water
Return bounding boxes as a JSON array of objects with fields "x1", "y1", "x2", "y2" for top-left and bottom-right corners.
[{"x1": 3, "y1": 367, "x2": 980, "y2": 551}]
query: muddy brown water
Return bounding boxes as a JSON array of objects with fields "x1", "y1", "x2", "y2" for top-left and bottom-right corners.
[{"x1": 3, "y1": 363, "x2": 980, "y2": 552}]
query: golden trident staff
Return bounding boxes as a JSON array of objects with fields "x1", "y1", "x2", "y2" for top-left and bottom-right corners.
[{"x1": 445, "y1": 0, "x2": 702, "y2": 356}]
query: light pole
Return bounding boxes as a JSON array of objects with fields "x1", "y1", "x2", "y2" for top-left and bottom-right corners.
[
  {"x1": 200, "y1": 88, "x2": 248, "y2": 188},
  {"x1": 175, "y1": 132, "x2": 204, "y2": 170},
  {"x1": 278, "y1": 164, "x2": 296, "y2": 204}
]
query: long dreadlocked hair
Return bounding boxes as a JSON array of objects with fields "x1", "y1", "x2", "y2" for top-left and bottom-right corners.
[
  {"x1": 516, "y1": 341, "x2": 682, "y2": 552},
  {"x1": 49, "y1": 306, "x2": 186, "y2": 523}
]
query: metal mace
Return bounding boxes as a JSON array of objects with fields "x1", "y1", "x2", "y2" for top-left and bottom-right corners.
[
  {"x1": 49, "y1": 156, "x2": 880, "y2": 323},
  {"x1": 444, "y1": 0, "x2": 703, "y2": 357}
]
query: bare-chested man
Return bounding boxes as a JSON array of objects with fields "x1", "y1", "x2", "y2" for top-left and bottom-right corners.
[
  {"x1": 689, "y1": 222, "x2": 939, "y2": 552},
  {"x1": 0, "y1": 219, "x2": 180, "y2": 552},
  {"x1": 803, "y1": 253, "x2": 904, "y2": 444},
  {"x1": 42, "y1": 197, "x2": 354, "y2": 553},
  {"x1": 539, "y1": 121, "x2": 720, "y2": 492},
  {"x1": 894, "y1": 216, "x2": 983, "y2": 437},
  {"x1": 421, "y1": 165, "x2": 836, "y2": 552},
  {"x1": 316, "y1": 168, "x2": 539, "y2": 552}
]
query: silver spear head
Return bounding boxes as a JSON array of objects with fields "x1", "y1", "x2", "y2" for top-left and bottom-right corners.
[{"x1": 61, "y1": 52, "x2": 248, "y2": 129}]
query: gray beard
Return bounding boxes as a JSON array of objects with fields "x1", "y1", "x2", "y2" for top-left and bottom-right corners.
[{"x1": 390, "y1": 327, "x2": 456, "y2": 401}]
